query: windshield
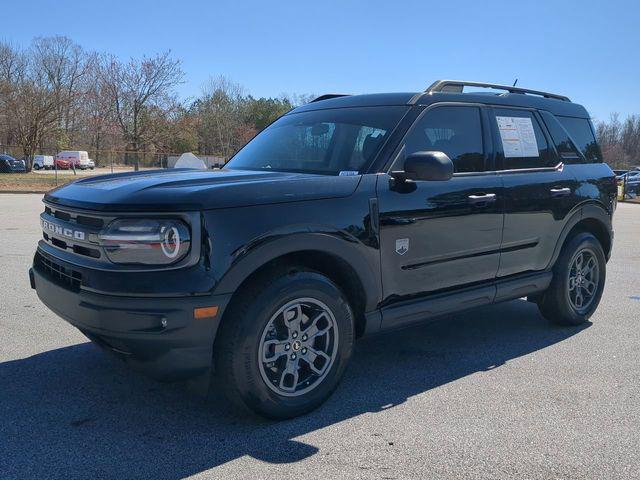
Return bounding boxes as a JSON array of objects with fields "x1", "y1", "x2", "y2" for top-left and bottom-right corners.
[{"x1": 226, "y1": 106, "x2": 407, "y2": 175}]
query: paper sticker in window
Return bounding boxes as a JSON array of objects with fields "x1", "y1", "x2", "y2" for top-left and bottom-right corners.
[{"x1": 496, "y1": 116, "x2": 539, "y2": 158}]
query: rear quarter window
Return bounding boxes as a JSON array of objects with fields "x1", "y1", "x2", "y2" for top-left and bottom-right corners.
[
  {"x1": 558, "y1": 116, "x2": 603, "y2": 163},
  {"x1": 539, "y1": 111, "x2": 582, "y2": 163}
]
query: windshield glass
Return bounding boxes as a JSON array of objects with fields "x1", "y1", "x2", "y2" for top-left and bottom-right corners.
[{"x1": 226, "y1": 106, "x2": 407, "y2": 175}]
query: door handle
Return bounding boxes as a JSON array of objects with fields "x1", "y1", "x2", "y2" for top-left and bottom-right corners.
[
  {"x1": 468, "y1": 193, "x2": 497, "y2": 205},
  {"x1": 550, "y1": 187, "x2": 571, "y2": 198}
]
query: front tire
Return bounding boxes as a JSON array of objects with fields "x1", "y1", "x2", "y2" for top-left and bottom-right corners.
[
  {"x1": 214, "y1": 268, "x2": 355, "y2": 419},
  {"x1": 538, "y1": 232, "x2": 606, "y2": 326}
]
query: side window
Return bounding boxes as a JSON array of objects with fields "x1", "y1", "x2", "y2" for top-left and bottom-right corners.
[
  {"x1": 558, "y1": 116, "x2": 603, "y2": 163},
  {"x1": 403, "y1": 106, "x2": 485, "y2": 173},
  {"x1": 494, "y1": 109, "x2": 556, "y2": 169},
  {"x1": 540, "y1": 111, "x2": 582, "y2": 162}
]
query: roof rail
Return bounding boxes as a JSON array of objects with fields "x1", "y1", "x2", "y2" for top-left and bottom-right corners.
[
  {"x1": 310, "y1": 94, "x2": 351, "y2": 103},
  {"x1": 425, "y1": 80, "x2": 570, "y2": 102}
]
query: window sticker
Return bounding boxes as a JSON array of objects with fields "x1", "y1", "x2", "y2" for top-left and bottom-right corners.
[
  {"x1": 496, "y1": 116, "x2": 539, "y2": 158},
  {"x1": 338, "y1": 170, "x2": 359, "y2": 176}
]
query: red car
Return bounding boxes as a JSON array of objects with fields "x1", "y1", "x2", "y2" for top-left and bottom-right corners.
[{"x1": 54, "y1": 158, "x2": 71, "y2": 170}]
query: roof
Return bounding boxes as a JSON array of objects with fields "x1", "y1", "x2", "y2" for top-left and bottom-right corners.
[
  {"x1": 292, "y1": 92, "x2": 418, "y2": 113},
  {"x1": 291, "y1": 80, "x2": 590, "y2": 118}
]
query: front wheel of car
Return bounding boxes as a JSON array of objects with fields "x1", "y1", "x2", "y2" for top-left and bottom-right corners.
[
  {"x1": 214, "y1": 268, "x2": 354, "y2": 419},
  {"x1": 538, "y1": 232, "x2": 606, "y2": 326}
]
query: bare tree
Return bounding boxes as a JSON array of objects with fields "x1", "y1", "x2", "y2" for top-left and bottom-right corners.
[
  {"x1": 31, "y1": 36, "x2": 90, "y2": 148},
  {"x1": 596, "y1": 113, "x2": 640, "y2": 169},
  {"x1": 287, "y1": 92, "x2": 316, "y2": 107},
  {"x1": 100, "y1": 51, "x2": 184, "y2": 170},
  {"x1": 621, "y1": 115, "x2": 640, "y2": 164},
  {"x1": 0, "y1": 41, "x2": 59, "y2": 170},
  {"x1": 84, "y1": 67, "x2": 116, "y2": 165},
  {"x1": 196, "y1": 76, "x2": 247, "y2": 158},
  {"x1": 1, "y1": 36, "x2": 313, "y2": 168}
]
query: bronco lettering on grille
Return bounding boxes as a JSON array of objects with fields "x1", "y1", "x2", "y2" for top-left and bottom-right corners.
[{"x1": 41, "y1": 219, "x2": 86, "y2": 241}]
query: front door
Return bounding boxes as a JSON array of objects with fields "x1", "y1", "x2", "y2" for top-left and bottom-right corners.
[{"x1": 377, "y1": 105, "x2": 504, "y2": 305}]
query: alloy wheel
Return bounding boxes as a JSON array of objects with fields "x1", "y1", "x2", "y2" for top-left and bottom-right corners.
[
  {"x1": 258, "y1": 298, "x2": 339, "y2": 397},
  {"x1": 567, "y1": 248, "x2": 599, "y2": 312}
]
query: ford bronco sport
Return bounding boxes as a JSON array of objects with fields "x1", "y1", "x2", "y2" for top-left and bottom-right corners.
[{"x1": 30, "y1": 80, "x2": 616, "y2": 419}]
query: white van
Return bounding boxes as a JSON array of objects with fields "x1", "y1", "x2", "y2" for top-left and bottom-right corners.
[
  {"x1": 33, "y1": 155, "x2": 54, "y2": 170},
  {"x1": 55, "y1": 150, "x2": 94, "y2": 170}
]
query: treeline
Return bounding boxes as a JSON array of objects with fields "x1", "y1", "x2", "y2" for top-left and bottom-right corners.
[
  {"x1": 0, "y1": 36, "x2": 311, "y2": 170},
  {"x1": 595, "y1": 114, "x2": 640, "y2": 169},
  {"x1": 1, "y1": 36, "x2": 638, "y2": 171}
]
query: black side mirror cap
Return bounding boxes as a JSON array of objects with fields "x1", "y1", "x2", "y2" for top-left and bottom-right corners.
[{"x1": 391, "y1": 151, "x2": 454, "y2": 182}]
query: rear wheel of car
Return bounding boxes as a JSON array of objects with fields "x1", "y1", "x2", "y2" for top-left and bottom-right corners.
[
  {"x1": 33, "y1": 164, "x2": 41, "y2": 170},
  {"x1": 537, "y1": 232, "x2": 606, "y2": 326},
  {"x1": 214, "y1": 268, "x2": 354, "y2": 419}
]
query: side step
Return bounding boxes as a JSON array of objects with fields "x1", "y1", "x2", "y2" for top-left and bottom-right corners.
[{"x1": 377, "y1": 271, "x2": 552, "y2": 332}]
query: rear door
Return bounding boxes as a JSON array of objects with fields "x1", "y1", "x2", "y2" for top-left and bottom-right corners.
[
  {"x1": 491, "y1": 107, "x2": 579, "y2": 276},
  {"x1": 377, "y1": 104, "x2": 504, "y2": 303}
]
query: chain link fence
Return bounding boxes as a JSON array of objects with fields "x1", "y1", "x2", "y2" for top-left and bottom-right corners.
[
  {"x1": 0, "y1": 145, "x2": 175, "y2": 170},
  {"x1": 0, "y1": 145, "x2": 228, "y2": 191}
]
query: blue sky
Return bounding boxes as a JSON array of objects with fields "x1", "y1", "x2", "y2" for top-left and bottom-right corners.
[{"x1": 2, "y1": 0, "x2": 639, "y2": 122}]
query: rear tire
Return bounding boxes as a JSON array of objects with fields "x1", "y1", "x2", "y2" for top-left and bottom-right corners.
[
  {"x1": 214, "y1": 268, "x2": 355, "y2": 419},
  {"x1": 538, "y1": 232, "x2": 606, "y2": 326}
]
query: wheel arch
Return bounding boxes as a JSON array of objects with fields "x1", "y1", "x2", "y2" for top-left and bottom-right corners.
[
  {"x1": 548, "y1": 203, "x2": 613, "y2": 269},
  {"x1": 214, "y1": 233, "x2": 381, "y2": 338}
]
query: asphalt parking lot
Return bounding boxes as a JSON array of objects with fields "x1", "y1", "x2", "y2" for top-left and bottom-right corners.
[{"x1": 1, "y1": 194, "x2": 639, "y2": 479}]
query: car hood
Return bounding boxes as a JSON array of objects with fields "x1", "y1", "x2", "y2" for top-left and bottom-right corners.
[{"x1": 44, "y1": 168, "x2": 362, "y2": 212}]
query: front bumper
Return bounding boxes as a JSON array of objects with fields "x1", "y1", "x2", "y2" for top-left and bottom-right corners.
[{"x1": 30, "y1": 255, "x2": 231, "y2": 382}]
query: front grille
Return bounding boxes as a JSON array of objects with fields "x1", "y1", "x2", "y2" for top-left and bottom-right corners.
[
  {"x1": 43, "y1": 231, "x2": 101, "y2": 259},
  {"x1": 41, "y1": 205, "x2": 103, "y2": 259},
  {"x1": 77, "y1": 215, "x2": 104, "y2": 228},
  {"x1": 45, "y1": 205, "x2": 104, "y2": 228},
  {"x1": 37, "y1": 253, "x2": 82, "y2": 291},
  {"x1": 54, "y1": 210, "x2": 71, "y2": 222}
]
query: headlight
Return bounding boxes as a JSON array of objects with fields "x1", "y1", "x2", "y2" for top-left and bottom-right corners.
[{"x1": 99, "y1": 219, "x2": 191, "y2": 265}]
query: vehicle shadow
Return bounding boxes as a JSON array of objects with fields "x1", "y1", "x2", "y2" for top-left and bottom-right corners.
[{"x1": 0, "y1": 299, "x2": 588, "y2": 479}]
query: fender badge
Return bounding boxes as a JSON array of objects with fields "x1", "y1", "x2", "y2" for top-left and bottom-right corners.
[{"x1": 395, "y1": 238, "x2": 409, "y2": 255}]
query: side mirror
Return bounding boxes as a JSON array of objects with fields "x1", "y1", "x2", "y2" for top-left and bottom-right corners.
[{"x1": 391, "y1": 151, "x2": 454, "y2": 182}]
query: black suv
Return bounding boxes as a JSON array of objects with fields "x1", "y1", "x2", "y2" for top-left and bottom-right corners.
[
  {"x1": 0, "y1": 154, "x2": 26, "y2": 173},
  {"x1": 30, "y1": 80, "x2": 616, "y2": 419}
]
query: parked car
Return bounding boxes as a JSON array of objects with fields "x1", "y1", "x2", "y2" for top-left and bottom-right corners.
[
  {"x1": 53, "y1": 158, "x2": 71, "y2": 170},
  {"x1": 0, "y1": 154, "x2": 26, "y2": 173},
  {"x1": 85, "y1": 159, "x2": 95, "y2": 170},
  {"x1": 621, "y1": 171, "x2": 640, "y2": 196},
  {"x1": 33, "y1": 155, "x2": 54, "y2": 170},
  {"x1": 30, "y1": 80, "x2": 616, "y2": 419},
  {"x1": 55, "y1": 150, "x2": 91, "y2": 169}
]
